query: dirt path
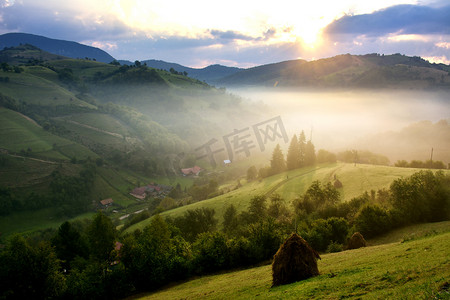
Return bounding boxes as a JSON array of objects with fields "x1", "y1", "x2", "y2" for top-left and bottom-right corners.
[
  {"x1": 7, "y1": 153, "x2": 58, "y2": 164},
  {"x1": 263, "y1": 166, "x2": 323, "y2": 197},
  {"x1": 15, "y1": 111, "x2": 41, "y2": 128},
  {"x1": 67, "y1": 120, "x2": 124, "y2": 139}
]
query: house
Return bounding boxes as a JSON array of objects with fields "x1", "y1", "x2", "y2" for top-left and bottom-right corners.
[
  {"x1": 130, "y1": 186, "x2": 147, "y2": 200},
  {"x1": 181, "y1": 165, "x2": 202, "y2": 176},
  {"x1": 99, "y1": 198, "x2": 113, "y2": 208},
  {"x1": 130, "y1": 183, "x2": 173, "y2": 200}
]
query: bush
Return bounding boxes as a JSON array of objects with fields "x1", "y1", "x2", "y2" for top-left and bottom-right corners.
[
  {"x1": 354, "y1": 205, "x2": 390, "y2": 238},
  {"x1": 326, "y1": 241, "x2": 343, "y2": 253},
  {"x1": 192, "y1": 232, "x2": 229, "y2": 274}
]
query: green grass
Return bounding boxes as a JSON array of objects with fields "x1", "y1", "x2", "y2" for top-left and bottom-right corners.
[
  {"x1": 125, "y1": 163, "x2": 438, "y2": 233},
  {"x1": 0, "y1": 208, "x2": 95, "y2": 239},
  {"x1": 65, "y1": 113, "x2": 136, "y2": 137},
  {"x1": 368, "y1": 221, "x2": 450, "y2": 246},
  {"x1": 0, "y1": 70, "x2": 95, "y2": 108},
  {"x1": 132, "y1": 229, "x2": 450, "y2": 300},
  {"x1": 0, "y1": 107, "x2": 97, "y2": 160},
  {"x1": 24, "y1": 65, "x2": 60, "y2": 83},
  {"x1": 0, "y1": 107, "x2": 68, "y2": 153}
]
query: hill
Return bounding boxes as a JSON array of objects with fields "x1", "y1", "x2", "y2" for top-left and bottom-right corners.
[
  {"x1": 0, "y1": 32, "x2": 115, "y2": 63},
  {"x1": 124, "y1": 163, "x2": 438, "y2": 233},
  {"x1": 217, "y1": 53, "x2": 450, "y2": 89},
  {"x1": 0, "y1": 45, "x2": 269, "y2": 234},
  {"x1": 120, "y1": 59, "x2": 243, "y2": 84},
  {"x1": 132, "y1": 225, "x2": 450, "y2": 299}
]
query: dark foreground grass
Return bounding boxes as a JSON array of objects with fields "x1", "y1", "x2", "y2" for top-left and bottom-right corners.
[{"x1": 133, "y1": 230, "x2": 450, "y2": 299}]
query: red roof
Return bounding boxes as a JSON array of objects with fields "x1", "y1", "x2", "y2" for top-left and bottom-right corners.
[
  {"x1": 100, "y1": 198, "x2": 113, "y2": 206},
  {"x1": 181, "y1": 165, "x2": 202, "y2": 175},
  {"x1": 131, "y1": 187, "x2": 147, "y2": 196}
]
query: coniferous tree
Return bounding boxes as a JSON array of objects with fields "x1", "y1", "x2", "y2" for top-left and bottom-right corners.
[
  {"x1": 270, "y1": 144, "x2": 286, "y2": 175},
  {"x1": 298, "y1": 131, "x2": 307, "y2": 167},
  {"x1": 305, "y1": 140, "x2": 316, "y2": 166},
  {"x1": 286, "y1": 135, "x2": 300, "y2": 170}
]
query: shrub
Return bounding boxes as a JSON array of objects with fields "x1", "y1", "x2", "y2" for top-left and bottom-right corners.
[
  {"x1": 354, "y1": 205, "x2": 390, "y2": 238},
  {"x1": 326, "y1": 241, "x2": 343, "y2": 253}
]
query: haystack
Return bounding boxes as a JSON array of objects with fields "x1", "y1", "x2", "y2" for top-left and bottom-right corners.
[
  {"x1": 272, "y1": 233, "x2": 320, "y2": 287},
  {"x1": 346, "y1": 232, "x2": 367, "y2": 250}
]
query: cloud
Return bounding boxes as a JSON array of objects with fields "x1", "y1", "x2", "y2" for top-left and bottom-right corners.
[
  {"x1": 324, "y1": 4, "x2": 450, "y2": 36},
  {"x1": 0, "y1": 0, "x2": 132, "y2": 41},
  {"x1": 208, "y1": 30, "x2": 254, "y2": 41}
]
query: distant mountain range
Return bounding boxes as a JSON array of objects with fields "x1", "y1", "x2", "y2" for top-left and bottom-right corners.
[
  {"x1": 0, "y1": 33, "x2": 115, "y2": 63},
  {"x1": 1, "y1": 32, "x2": 450, "y2": 89}
]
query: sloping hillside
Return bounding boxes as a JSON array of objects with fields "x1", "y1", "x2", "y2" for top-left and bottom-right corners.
[
  {"x1": 125, "y1": 163, "x2": 437, "y2": 233},
  {"x1": 218, "y1": 53, "x2": 450, "y2": 88},
  {"x1": 135, "y1": 226, "x2": 450, "y2": 299}
]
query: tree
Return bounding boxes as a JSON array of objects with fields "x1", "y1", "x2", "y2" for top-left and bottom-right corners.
[
  {"x1": 294, "y1": 181, "x2": 340, "y2": 214},
  {"x1": 354, "y1": 205, "x2": 390, "y2": 238},
  {"x1": 245, "y1": 195, "x2": 267, "y2": 224},
  {"x1": 247, "y1": 165, "x2": 257, "y2": 181},
  {"x1": 51, "y1": 221, "x2": 88, "y2": 270},
  {"x1": 223, "y1": 204, "x2": 239, "y2": 236},
  {"x1": 0, "y1": 235, "x2": 65, "y2": 299},
  {"x1": 304, "y1": 140, "x2": 316, "y2": 166},
  {"x1": 121, "y1": 215, "x2": 190, "y2": 291},
  {"x1": 317, "y1": 149, "x2": 337, "y2": 164},
  {"x1": 270, "y1": 144, "x2": 286, "y2": 175},
  {"x1": 173, "y1": 208, "x2": 218, "y2": 242},
  {"x1": 298, "y1": 131, "x2": 307, "y2": 167},
  {"x1": 267, "y1": 193, "x2": 290, "y2": 223},
  {"x1": 286, "y1": 135, "x2": 301, "y2": 170},
  {"x1": 87, "y1": 212, "x2": 116, "y2": 262},
  {"x1": 192, "y1": 232, "x2": 229, "y2": 273}
]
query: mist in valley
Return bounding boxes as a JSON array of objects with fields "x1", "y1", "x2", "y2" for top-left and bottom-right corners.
[{"x1": 231, "y1": 87, "x2": 450, "y2": 165}]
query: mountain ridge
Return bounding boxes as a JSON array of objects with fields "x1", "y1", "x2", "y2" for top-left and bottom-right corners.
[{"x1": 0, "y1": 32, "x2": 115, "y2": 63}]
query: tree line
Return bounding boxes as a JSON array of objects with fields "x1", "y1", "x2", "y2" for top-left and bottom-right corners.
[{"x1": 1, "y1": 169, "x2": 448, "y2": 299}]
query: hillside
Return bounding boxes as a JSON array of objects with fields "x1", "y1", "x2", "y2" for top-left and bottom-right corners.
[
  {"x1": 122, "y1": 59, "x2": 243, "y2": 84},
  {"x1": 134, "y1": 228, "x2": 450, "y2": 299},
  {"x1": 0, "y1": 45, "x2": 271, "y2": 235},
  {"x1": 124, "y1": 163, "x2": 439, "y2": 233},
  {"x1": 217, "y1": 53, "x2": 450, "y2": 89},
  {"x1": 0, "y1": 32, "x2": 115, "y2": 63}
]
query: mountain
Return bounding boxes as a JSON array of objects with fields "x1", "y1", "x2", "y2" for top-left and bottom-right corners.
[
  {"x1": 217, "y1": 53, "x2": 450, "y2": 89},
  {"x1": 0, "y1": 32, "x2": 115, "y2": 63},
  {"x1": 121, "y1": 59, "x2": 243, "y2": 84}
]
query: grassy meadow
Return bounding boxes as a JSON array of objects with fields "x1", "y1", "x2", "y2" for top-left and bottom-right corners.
[
  {"x1": 132, "y1": 223, "x2": 450, "y2": 300},
  {"x1": 125, "y1": 163, "x2": 435, "y2": 233}
]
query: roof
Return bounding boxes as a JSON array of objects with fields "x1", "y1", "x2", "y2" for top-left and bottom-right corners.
[
  {"x1": 115, "y1": 241, "x2": 123, "y2": 251},
  {"x1": 131, "y1": 187, "x2": 147, "y2": 196},
  {"x1": 181, "y1": 165, "x2": 202, "y2": 175},
  {"x1": 100, "y1": 198, "x2": 113, "y2": 206}
]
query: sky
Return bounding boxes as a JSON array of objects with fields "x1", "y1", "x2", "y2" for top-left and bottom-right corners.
[{"x1": 0, "y1": 0, "x2": 449, "y2": 68}]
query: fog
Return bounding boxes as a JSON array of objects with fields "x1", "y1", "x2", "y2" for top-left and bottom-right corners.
[{"x1": 231, "y1": 88, "x2": 450, "y2": 163}]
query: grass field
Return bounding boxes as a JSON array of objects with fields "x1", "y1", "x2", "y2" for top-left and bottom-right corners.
[
  {"x1": 132, "y1": 223, "x2": 450, "y2": 299},
  {"x1": 0, "y1": 70, "x2": 95, "y2": 108},
  {"x1": 125, "y1": 163, "x2": 439, "y2": 233},
  {"x1": 0, "y1": 208, "x2": 95, "y2": 239},
  {"x1": 0, "y1": 107, "x2": 97, "y2": 160}
]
